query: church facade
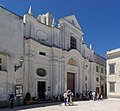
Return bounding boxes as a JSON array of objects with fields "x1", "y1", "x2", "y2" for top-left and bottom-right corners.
[{"x1": 0, "y1": 6, "x2": 106, "y2": 106}]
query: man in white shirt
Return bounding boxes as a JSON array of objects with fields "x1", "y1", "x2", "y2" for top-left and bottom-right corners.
[{"x1": 92, "y1": 91, "x2": 95, "y2": 101}]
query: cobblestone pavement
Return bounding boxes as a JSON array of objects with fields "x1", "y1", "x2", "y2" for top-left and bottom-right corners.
[{"x1": 1, "y1": 98, "x2": 120, "y2": 111}]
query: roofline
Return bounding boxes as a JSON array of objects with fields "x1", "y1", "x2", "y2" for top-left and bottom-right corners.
[
  {"x1": 0, "y1": 6, "x2": 23, "y2": 19},
  {"x1": 107, "y1": 48, "x2": 120, "y2": 55},
  {"x1": 59, "y1": 14, "x2": 83, "y2": 32},
  {"x1": 94, "y1": 52, "x2": 106, "y2": 60},
  {"x1": 26, "y1": 14, "x2": 59, "y2": 30},
  {"x1": 59, "y1": 17, "x2": 83, "y2": 33},
  {"x1": 37, "y1": 19, "x2": 59, "y2": 30},
  {"x1": 64, "y1": 18, "x2": 83, "y2": 32}
]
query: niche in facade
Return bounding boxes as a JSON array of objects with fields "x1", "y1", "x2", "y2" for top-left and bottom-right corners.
[
  {"x1": 85, "y1": 75, "x2": 87, "y2": 81},
  {"x1": 96, "y1": 77, "x2": 99, "y2": 82},
  {"x1": 36, "y1": 68, "x2": 46, "y2": 77},
  {"x1": 36, "y1": 30, "x2": 48, "y2": 41}
]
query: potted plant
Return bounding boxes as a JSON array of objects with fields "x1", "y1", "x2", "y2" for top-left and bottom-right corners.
[{"x1": 24, "y1": 92, "x2": 31, "y2": 105}]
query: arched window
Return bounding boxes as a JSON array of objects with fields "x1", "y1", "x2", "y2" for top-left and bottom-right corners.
[
  {"x1": 96, "y1": 77, "x2": 99, "y2": 82},
  {"x1": 70, "y1": 36, "x2": 77, "y2": 49},
  {"x1": 85, "y1": 76, "x2": 87, "y2": 81}
]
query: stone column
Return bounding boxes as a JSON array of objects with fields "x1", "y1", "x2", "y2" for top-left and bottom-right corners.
[{"x1": 52, "y1": 60, "x2": 59, "y2": 96}]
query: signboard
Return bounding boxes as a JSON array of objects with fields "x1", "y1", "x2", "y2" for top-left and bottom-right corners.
[{"x1": 15, "y1": 85, "x2": 23, "y2": 97}]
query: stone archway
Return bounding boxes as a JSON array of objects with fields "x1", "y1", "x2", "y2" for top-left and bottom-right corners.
[
  {"x1": 65, "y1": 49, "x2": 83, "y2": 94},
  {"x1": 67, "y1": 58, "x2": 78, "y2": 94}
]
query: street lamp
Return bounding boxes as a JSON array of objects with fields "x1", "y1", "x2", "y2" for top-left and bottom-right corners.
[{"x1": 15, "y1": 57, "x2": 24, "y2": 72}]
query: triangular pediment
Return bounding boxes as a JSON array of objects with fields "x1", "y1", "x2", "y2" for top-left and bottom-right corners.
[{"x1": 63, "y1": 15, "x2": 82, "y2": 31}]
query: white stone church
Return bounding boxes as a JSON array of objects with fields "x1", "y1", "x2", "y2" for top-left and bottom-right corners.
[{"x1": 0, "y1": 6, "x2": 106, "y2": 105}]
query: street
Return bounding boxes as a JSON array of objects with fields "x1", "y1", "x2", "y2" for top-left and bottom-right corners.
[{"x1": 1, "y1": 98, "x2": 120, "y2": 111}]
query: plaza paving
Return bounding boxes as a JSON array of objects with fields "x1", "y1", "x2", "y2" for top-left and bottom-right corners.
[{"x1": 1, "y1": 98, "x2": 120, "y2": 111}]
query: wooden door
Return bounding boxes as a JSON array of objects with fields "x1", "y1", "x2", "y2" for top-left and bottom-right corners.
[{"x1": 67, "y1": 73, "x2": 75, "y2": 93}]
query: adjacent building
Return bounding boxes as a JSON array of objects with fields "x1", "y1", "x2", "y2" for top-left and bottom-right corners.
[
  {"x1": 106, "y1": 48, "x2": 120, "y2": 98},
  {"x1": 0, "y1": 6, "x2": 106, "y2": 107}
]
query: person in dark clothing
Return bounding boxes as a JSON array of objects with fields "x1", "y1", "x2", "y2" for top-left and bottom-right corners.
[{"x1": 9, "y1": 92, "x2": 14, "y2": 109}]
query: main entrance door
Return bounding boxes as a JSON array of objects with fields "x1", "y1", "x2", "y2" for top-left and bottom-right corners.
[
  {"x1": 37, "y1": 81, "x2": 46, "y2": 99},
  {"x1": 67, "y1": 73, "x2": 75, "y2": 93}
]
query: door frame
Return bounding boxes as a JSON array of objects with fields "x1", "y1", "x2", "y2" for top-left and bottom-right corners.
[
  {"x1": 36, "y1": 80, "x2": 46, "y2": 97},
  {"x1": 67, "y1": 72, "x2": 75, "y2": 94}
]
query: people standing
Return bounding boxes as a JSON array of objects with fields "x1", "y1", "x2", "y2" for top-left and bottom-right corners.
[
  {"x1": 83, "y1": 90, "x2": 86, "y2": 100},
  {"x1": 44, "y1": 90, "x2": 48, "y2": 101},
  {"x1": 92, "y1": 91, "x2": 95, "y2": 101},
  {"x1": 89, "y1": 91, "x2": 92, "y2": 100},
  {"x1": 69, "y1": 91, "x2": 74, "y2": 105},
  {"x1": 9, "y1": 92, "x2": 14, "y2": 109},
  {"x1": 63, "y1": 91, "x2": 67, "y2": 106},
  {"x1": 97, "y1": 93, "x2": 99, "y2": 101},
  {"x1": 100, "y1": 94, "x2": 103, "y2": 100},
  {"x1": 67, "y1": 89, "x2": 71, "y2": 105}
]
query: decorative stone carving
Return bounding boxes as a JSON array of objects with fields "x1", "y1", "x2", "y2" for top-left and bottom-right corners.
[
  {"x1": 36, "y1": 30, "x2": 48, "y2": 41},
  {"x1": 68, "y1": 58, "x2": 77, "y2": 66}
]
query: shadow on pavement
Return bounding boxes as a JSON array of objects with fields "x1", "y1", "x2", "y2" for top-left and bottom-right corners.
[{"x1": 2, "y1": 101, "x2": 62, "y2": 111}]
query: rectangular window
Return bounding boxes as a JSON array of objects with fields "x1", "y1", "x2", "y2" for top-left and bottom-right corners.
[
  {"x1": 71, "y1": 36, "x2": 77, "y2": 49},
  {"x1": 109, "y1": 82, "x2": 115, "y2": 92},
  {"x1": 39, "y1": 52, "x2": 46, "y2": 56},
  {"x1": 109, "y1": 64, "x2": 115, "y2": 74},
  {"x1": 96, "y1": 66, "x2": 99, "y2": 72},
  {"x1": 101, "y1": 68, "x2": 103, "y2": 73}
]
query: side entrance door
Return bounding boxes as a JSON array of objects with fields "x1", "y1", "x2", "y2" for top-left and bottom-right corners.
[{"x1": 37, "y1": 81, "x2": 46, "y2": 99}]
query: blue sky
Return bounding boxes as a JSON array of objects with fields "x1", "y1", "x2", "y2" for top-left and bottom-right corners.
[{"x1": 1, "y1": 0, "x2": 120, "y2": 57}]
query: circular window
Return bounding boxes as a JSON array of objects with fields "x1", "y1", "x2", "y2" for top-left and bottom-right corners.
[{"x1": 36, "y1": 68, "x2": 46, "y2": 77}]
